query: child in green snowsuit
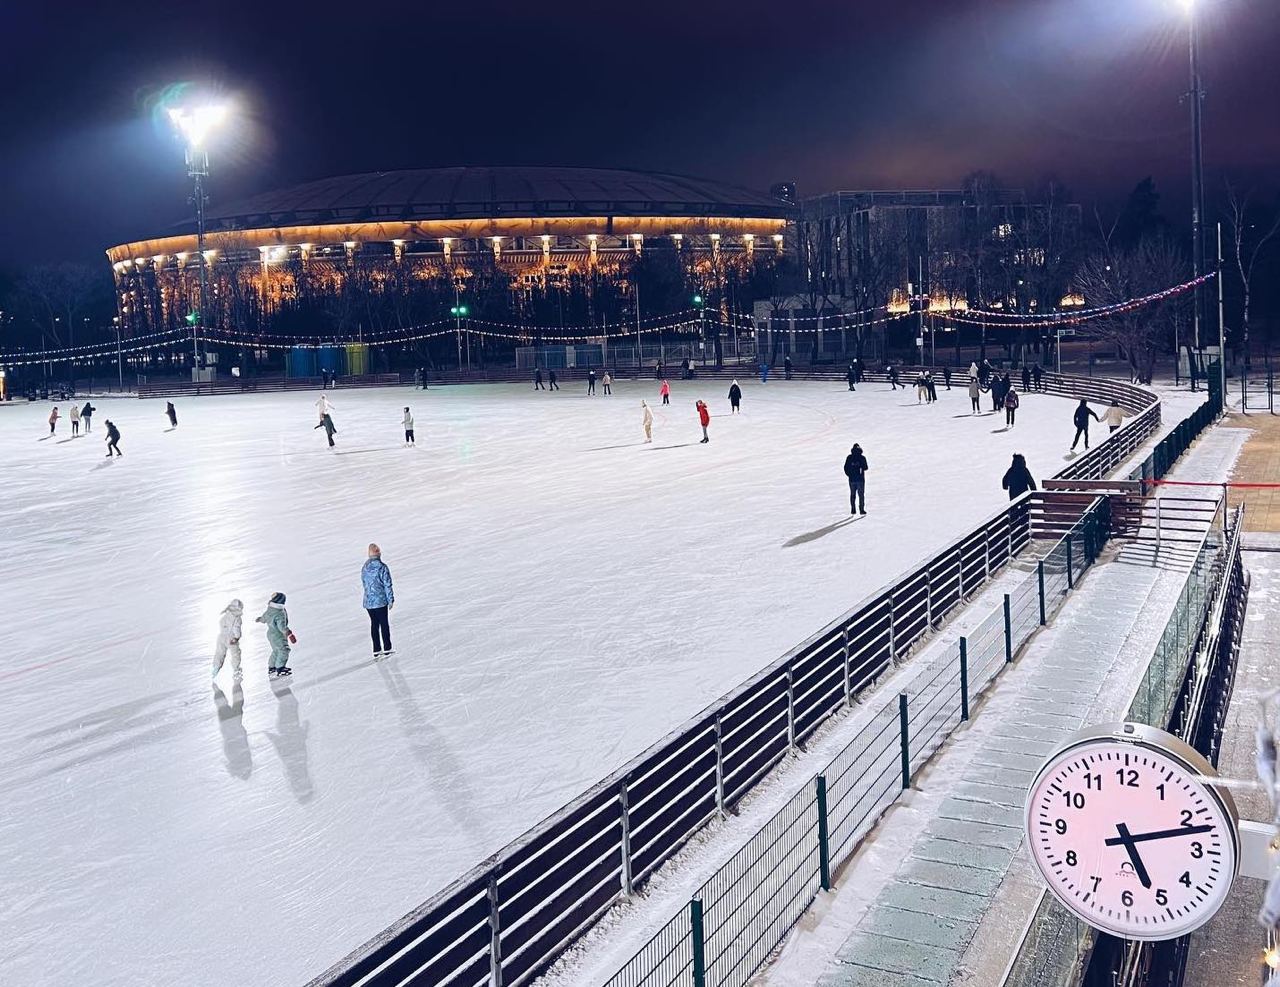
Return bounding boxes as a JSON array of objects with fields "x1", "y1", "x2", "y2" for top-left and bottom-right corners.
[{"x1": 257, "y1": 592, "x2": 295, "y2": 676}]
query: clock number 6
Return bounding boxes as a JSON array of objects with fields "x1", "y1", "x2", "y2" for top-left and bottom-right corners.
[{"x1": 1121, "y1": 890, "x2": 1134, "y2": 907}]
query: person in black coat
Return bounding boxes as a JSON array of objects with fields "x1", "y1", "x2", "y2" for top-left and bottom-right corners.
[
  {"x1": 1021, "y1": 366, "x2": 1031, "y2": 391},
  {"x1": 165, "y1": 401, "x2": 178, "y2": 428},
  {"x1": 843, "y1": 444, "x2": 868, "y2": 515},
  {"x1": 104, "y1": 419, "x2": 122, "y2": 457},
  {"x1": 784, "y1": 355, "x2": 793, "y2": 380},
  {"x1": 549, "y1": 369, "x2": 559, "y2": 390},
  {"x1": 1033, "y1": 364, "x2": 1044, "y2": 391},
  {"x1": 728, "y1": 380, "x2": 743, "y2": 413},
  {"x1": 1002, "y1": 453, "x2": 1036, "y2": 499},
  {"x1": 846, "y1": 365, "x2": 857, "y2": 391},
  {"x1": 534, "y1": 368, "x2": 545, "y2": 390},
  {"x1": 888, "y1": 365, "x2": 901, "y2": 390},
  {"x1": 1071, "y1": 400, "x2": 1101, "y2": 450},
  {"x1": 943, "y1": 366, "x2": 952, "y2": 390}
]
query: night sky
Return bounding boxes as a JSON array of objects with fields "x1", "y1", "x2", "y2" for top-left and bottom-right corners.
[{"x1": 2, "y1": 0, "x2": 1277, "y2": 267}]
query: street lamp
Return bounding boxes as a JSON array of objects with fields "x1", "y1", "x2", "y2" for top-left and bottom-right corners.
[
  {"x1": 168, "y1": 102, "x2": 230, "y2": 381},
  {"x1": 1182, "y1": 0, "x2": 1207, "y2": 384},
  {"x1": 450, "y1": 288, "x2": 469, "y2": 371}
]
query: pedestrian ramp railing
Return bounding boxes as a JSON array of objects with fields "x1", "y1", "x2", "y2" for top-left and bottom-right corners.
[
  {"x1": 597, "y1": 498, "x2": 1113, "y2": 987},
  {"x1": 309, "y1": 374, "x2": 1178, "y2": 987}
]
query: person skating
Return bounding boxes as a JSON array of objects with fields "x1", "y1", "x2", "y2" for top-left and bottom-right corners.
[
  {"x1": 1002, "y1": 453, "x2": 1037, "y2": 500},
  {"x1": 843, "y1": 443, "x2": 868, "y2": 515},
  {"x1": 1021, "y1": 365, "x2": 1031, "y2": 392},
  {"x1": 1103, "y1": 401, "x2": 1127, "y2": 433},
  {"x1": 846, "y1": 365, "x2": 857, "y2": 392},
  {"x1": 104, "y1": 419, "x2": 122, "y2": 457},
  {"x1": 315, "y1": 393, "x2": 335, "y2": 423},
  {"x1": 402, "y1": 407, "x2": 415, "y2": 446},
  {"x1": 926, "y1": 372, "x2": 938, "y2": 403},
  {"x1": 659, "y1": 379, "x2": 671, "y2": 405},
  {"x1": 641, "y1": 400, "x2": 654, "y2": 442},
  {"x1": 362, "y1": 543, "x2": 395, "y2": 658},
  {"x1": 991, "y1": 373, "x2": 1006, "y2": 412},
  {"x1": 549, "y1": 369, "x2": 559, "y2": 391},
  {"x1": 696, "y1": 400, "x2": 711, "y2": 443},
  {"x1": 888, "y1": 365, "x2": 901, "y2": 390},
  {"x1": 943, "y1": 366, "x2": 952, "y2": 390},
  {"x1": 1004, "y1": 386, "x2": 1020, "y2": 427},
  {"x1": 534, "y1": 368, "x2": 545, "y2": 390},
  {"x1": 1033, "y1": 363, "x2": 1044, "y2": 391},
  {"x1": 316, "y1": 412, "x2": 338, "y2": 448},
  {"x1": 48, "y1": 406, "x2": 59, "y2": 435},
  {"x1": 212, "y1": 599, "x2": 244, "y2": 681},
  {"x1": 1070, "y1": 399, "x2": 1101, "y2": 450},
  {"x1": 602, "y1": 372, "x2": 612, "y2": 396},
  {"x1": 165, "y1": 401, "x2": 178, "y2": 429},
  {"x1": 80, "y1": 401, "x2": 95, "y2": 432},
  {"x1": 257, "y1": 592, "x2": 296, "y2": 676},
  {"x1": 968, "y1": 373, "x2": 981, "y2": 414},
  {"x1": 760, "y1": 361, "x2": 770, "y2": 383},
  {"x1": 69, "y1": 403, "x2": 81, "y2": 436},
  {"x1": 785, "y1": 355, "x2": 793, "y2": 380},
  {"x1": 587, "y1": 369, "x2": 597, "y2": 395},
  {"x1": 681, "y1": 357, "x2": 690, "y2": 380},
  {"x1": 728, "y1": 379, "x2": 742, "y2": 414},
  {"x1": 915, "y1": 373, "x2": 927, "y2": 404}
]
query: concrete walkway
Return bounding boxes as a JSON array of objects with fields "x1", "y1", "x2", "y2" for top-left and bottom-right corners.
[{"x1": 761, "y1": 427, "x2": 1249, "y2": 987}]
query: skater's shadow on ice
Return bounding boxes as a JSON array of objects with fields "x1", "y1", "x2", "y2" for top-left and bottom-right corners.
[
  {"x1": 649, "y1": 443, "x2": 697, "y2": 451},
  {"x1": 991, "y1": 427, "x2": 1010, "y2": 433},
  {"x1": 91, "y1": 459, "x2": 117, "y2": 471},
  {"x1": 55, "y1": 437, "x2": 80, "y2": 444},
  {"x1": 784, "y1": 515, "x2": 861, "y2": 548},
  {"x1": 213, "y1": 682, "x2": 252, "y2": 780},
  {"x1": 163, "y1": 427, "x2": 177, "y2": 433},
  {"x1": 584, "y1": 442, "x2": 647, "y2": 452},
  {"x1": 266, "y1": 682, "x2": 314, "y2": 804}
]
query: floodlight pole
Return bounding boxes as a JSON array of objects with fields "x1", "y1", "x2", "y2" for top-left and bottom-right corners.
[
  {"x1": 1187, "y1": 2, "x2": 1207, "y2": 372},
  {"x1": 185, "y1": 143, "x2": 210, "y2": 376}
]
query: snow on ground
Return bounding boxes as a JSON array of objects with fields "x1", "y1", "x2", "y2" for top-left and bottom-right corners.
[{"x1": 0, "y1": 379, "x2": 1081, "y2": 987}]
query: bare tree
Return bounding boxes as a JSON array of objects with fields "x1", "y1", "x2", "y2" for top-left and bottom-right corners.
[
  {"x1": 1225, "y1": 182, "x2": 1280, "y2": 364},
  {"x1": 17, "y1": 263, "x2": 109, "y2": 347}
]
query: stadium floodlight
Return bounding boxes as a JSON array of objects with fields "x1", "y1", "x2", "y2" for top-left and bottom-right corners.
[
  {"x1": 168, "y1": 100, "x2": 231, "y2": 378},
  {"x1": 692, "y1": 294, "x2": 704, "y2": 306}
]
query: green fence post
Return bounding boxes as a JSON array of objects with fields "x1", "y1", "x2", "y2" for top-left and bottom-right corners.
[
  {"x1": 959, "y1": 638, "x2": 970, "y2": 721},
  {"x1": 898, "y1": 692, "x2": 911, "y2": 789},
  {"x1": 690, "y1": 898, "x2": 707, "y2": 987},
  {"x1": 1066, "y1": 535, "x2": 1074, "y2": 589},
  {"x1": 1003, "y1": 594, "x2": 1013, "y2": 663},
  {"x1": 1037, "y1": 560, "x2": 1047, "y2": 625},
  {"x1": 816, "y1": 775, "x2": 832, "y2": 891}
]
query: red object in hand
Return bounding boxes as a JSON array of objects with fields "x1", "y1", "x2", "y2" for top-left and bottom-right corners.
[{"x1": 288, "y1": 631, "x2": 297, "y2": 645}]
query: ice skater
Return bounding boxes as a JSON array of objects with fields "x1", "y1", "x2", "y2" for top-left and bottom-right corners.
[
  {"x1": 362, "y1": 543, "x2": 395, "y2": 658},
  {"x1": 165, "y1": 401, "x2": 178, "y2": 429},
  {"x1": 402, "y1": 407, "x2": 415, "y2": 446},
  {"x1": 846, "y1": 365, "x2": 857, "y2": 391},
  {"x1": 968, "y1": 374, "x2": 981, "y2": 414},
  {"x1": 257, "y1": 592, "x2": 295, "y2": 676},
  {"x1": 943, "y1": 366, "x2": 952, "y2": 390},
  {"x1": 888, "y1": 365, "x2": 901, "y2": 390},
  {"x1": 1103, "y1": 401, "x2": 1127, "y2": 433},
  {"x1": 1022, "y1": 366, "x2": 1032, "y2": 392},
  {"x1": 728, "y1": 379, "x2": 742, "y2": 414},
  {"x1": 785, "y1": 355, "x2": 793, "y2": 380},
  {"x1": 602, "y1": 372, "x2": 612, "y2": 395},
  {"x1": 1002, "y1": 453, "x2": 1037, "y2": 500},
  {"x1": 48, "y1": 406, "x2": 59, "y2": 434},
  {"x1": 104, "y1": 419, "x2": 122, "y2": 457},
  {"x1": 697, "y1": 400, "x2": 711, "y2": 443},
  {"x1": 1033, "y1": 364, "x2": 1044, "y2": 391},
  {"x1": 315, "y1": 393, "x2": 335, "y2": 423},
  {"x1": 212, "y1": 599, "x2": 244, "y2": 680},
  {"x1": 534, "y1": 368, "x2": 545, "y2": 390},
  {"x1": 843, "y1": 443, "x2": 868, "y2": 515},
  {"x1": 660, "y1": 379, "x2": 671, "y2": 405},
  {"x1": 69, "y1": 403, "x2": 80, "y2": 436},
  {"x1": 587, "y1": 369, "x2": 597, "y2": 395},
  {"x1": 760, "y1": 362, "x2": 769, "y2": 383},
  {"x1": 316, "y1": 412, "x2": 338, "y2": 448},
  {"x1": 80, "y1": 401, "x2": 95, "y2": 432},
  {"x1": 549, "y1": 369, "x2": 559, "y2": 391},
  {"x1": 1004, "y1": 386, "x2": 1020, "y2": 428},
  {"x1": 915, "y1": 373, "x2": 927, "y2": 404},
  {"x1": 1070, "y1": 399, "x2": 1101, "y2": 451},
  {"x1": 641, "y1": 400, "x2": 653, "y2": 442},
  {"x1": 925, "y1": 372, "x2": 938, "y2": 403}
]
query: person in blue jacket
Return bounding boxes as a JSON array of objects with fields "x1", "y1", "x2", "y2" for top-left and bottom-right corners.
[{"x1": 362, "y1": 543, "x2": 396, "y2": 658}]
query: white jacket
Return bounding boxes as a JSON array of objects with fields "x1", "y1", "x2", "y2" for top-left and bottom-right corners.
[
  {"x1": 315, "y1": 396, "x2": 335, "y2": 415},
  {"x1": 1103, "y1": 406, "x2": 1126, "y2": 427},
  {"x1": 218, "y1": 601, "x2": 244, "y2": 644},
  {"x1": 403, "y1": 411, "x2": 414, "y2": 429},
  {"x1": 70, "y1": 406, "x2": 81, "y2": 422},
  {"x1": 642, "y1": 405, "x2": 653, "y2": 426}
]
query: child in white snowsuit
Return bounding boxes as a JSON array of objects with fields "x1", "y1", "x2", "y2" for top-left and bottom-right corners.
[
  {"x1": 257, "y1": 592, "x2": 295, "y2": 676},
  {"x1": 212, "y1": 599, "x2": 244, "y2": 679},
  {"x1": 641, "y1": 400, "x2": 653, "y2": 442}
]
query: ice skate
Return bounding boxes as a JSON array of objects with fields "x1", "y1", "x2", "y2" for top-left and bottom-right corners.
[{"x1": 277, "y1": 666, "x2": 292, "y2": 676}]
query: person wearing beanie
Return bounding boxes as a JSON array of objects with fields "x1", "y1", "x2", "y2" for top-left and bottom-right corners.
[
  {"x1": 361, "y1": 544, "x2": 395, "y2": 658},
  {"x1": 212, "y1": 599, "x2": 244, "y2": 680},
  {"x1": 843, "y1": 443, "x2": 869, "y2": 515},
  {"x1": 1002, "y1": 453, "x2": 1037, "y2": 500},
  {"x1": 257, "y1": 592, "x2": 295, "y2": 676}
]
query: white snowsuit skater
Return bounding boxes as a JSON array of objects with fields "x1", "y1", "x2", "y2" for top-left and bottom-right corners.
[
  {"x1": 641, "y1": 401, "x2": 653, "y2": 442},
  {"x1": 213, "y1": 599, "x2": 244, "y2": 678},
  {"x1": 315, "y1": 395, "x2": 335, "y2": 422}
]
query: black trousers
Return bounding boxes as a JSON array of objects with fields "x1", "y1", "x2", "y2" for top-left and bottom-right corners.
[
  {"x1": 405, "y1": 429, "x2": 415, "y2": 443},
  {"x1": 849, "y1": 478, "x2": 865, "y2": 513},
  {"x1": 1072, "y1": 426, "x2": 1089, "y2": 449},
  {"x1": 662, "y1": 394, "x2": 669, "y2": 404},
  {"x1": 367, "y1": 607, "x2": 392, "y2": 653},
  {"x1": 1006, "y1": 407, "x2": 1016, "y2": 426},
  {"x1": 971, "y1": 396, "x2": 981, "y2": 412},
  {"x1": 107, "y1": 440, "x2": 121, "y2": 456}
]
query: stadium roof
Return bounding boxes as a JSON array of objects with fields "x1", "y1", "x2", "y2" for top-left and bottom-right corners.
[{"x1": 200, "y1": 166, "x2": 792, "y2": 232}]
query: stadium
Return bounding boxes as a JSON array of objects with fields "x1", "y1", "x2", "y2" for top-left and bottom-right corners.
[{"x1": 104, "y1": 165, "x2": 792, "y2": 344}]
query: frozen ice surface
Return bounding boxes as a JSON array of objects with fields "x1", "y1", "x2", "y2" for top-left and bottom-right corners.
[{"x1": 0, "y1": 379, "x2": 1081, "y2": 986}]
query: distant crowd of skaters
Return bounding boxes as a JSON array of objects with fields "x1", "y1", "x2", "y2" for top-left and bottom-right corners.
[{"x1": 43, "y1": 399, "x2": 179, "y2": 456}]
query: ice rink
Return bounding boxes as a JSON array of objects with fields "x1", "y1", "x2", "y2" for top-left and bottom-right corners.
[{"x1": 0, "y1": 377, "x2": 1083, "y2": 986}]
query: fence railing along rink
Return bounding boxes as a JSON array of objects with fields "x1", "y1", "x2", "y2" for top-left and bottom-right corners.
[{"x1": 312, "y1": 373, "x2": 1183, "y2": 987}]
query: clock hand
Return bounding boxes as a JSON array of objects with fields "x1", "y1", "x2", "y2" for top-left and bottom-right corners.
[
  {"x1": 1103, "y1": 824, "x2": 1214, "y2": 847},
  {"x1": 1111, "y1": 823, "x2": 1153, "y2": 890}
]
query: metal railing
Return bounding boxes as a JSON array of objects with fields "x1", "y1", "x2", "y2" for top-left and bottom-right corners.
[
  {"x1": 311, "y1": 374, "x2": 1161, "y2": 987},
  {"x1": 597, "y1": 499, "x2": 1113, "y2": 987}
]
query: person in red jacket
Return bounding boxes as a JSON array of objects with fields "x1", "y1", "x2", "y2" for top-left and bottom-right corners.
[{"x1": 696, "y1": 400, "x2": 711, "y2": 443}]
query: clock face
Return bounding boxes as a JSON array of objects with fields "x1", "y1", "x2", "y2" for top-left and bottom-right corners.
[{"x1": 1025, "y1": 726, "x2": 1239, "y2": 941}]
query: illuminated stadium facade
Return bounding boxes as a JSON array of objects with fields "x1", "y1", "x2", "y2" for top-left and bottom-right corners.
[{"x1": 105, "y1": 166, "x2": 792, "y2": 339}]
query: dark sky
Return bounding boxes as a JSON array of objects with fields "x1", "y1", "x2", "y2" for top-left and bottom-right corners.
[{"x1": 2, "y1": 0, "x2": 1277, "y2": 267}]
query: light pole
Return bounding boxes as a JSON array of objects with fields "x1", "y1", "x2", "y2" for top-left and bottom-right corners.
[
  {"x1": 168, "y1": 103, "x2": 229, "y2": 381},
  {"x1": 450, "y1": 283, "x2": 469, "y2": 373},
  {"x1": 1184, "y1": 0, "x2": 1207, "y2": 381},
  {"x1": 113, "y1": 316, "x2": 124, "y2": 391}
]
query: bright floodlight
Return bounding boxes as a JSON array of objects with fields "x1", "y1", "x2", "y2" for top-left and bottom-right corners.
[{"x1": 167, "y1": 103, "x2": 229, "y2": 149}]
